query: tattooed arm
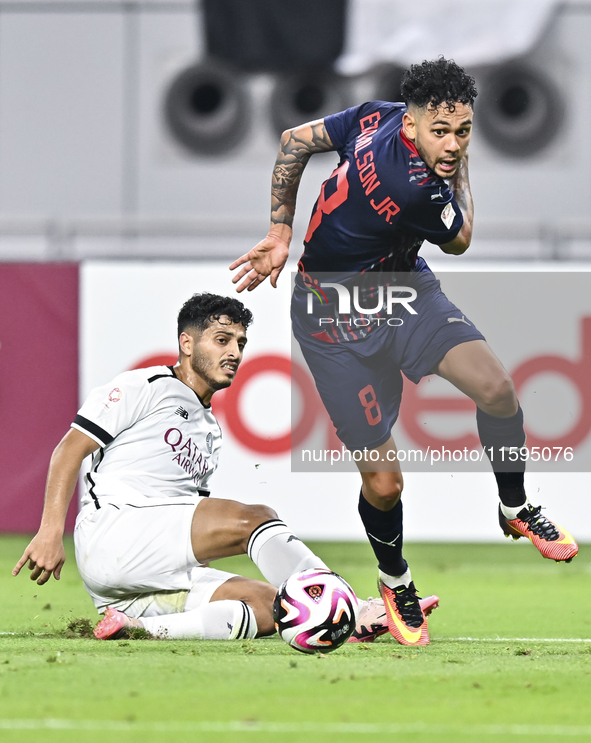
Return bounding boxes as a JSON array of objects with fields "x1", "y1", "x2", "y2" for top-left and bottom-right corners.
[
  {"x1": 439, "y1": 154, "x2": 474, "y2": 255},
  {"x1": 230, "y1": 120, "x2": 334, "y2": 292},
  {"x1": 270, "y1": 120, "x2": 334, "y2": 229}
]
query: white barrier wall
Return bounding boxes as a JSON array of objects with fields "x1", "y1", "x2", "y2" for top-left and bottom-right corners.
[{"x1": 81, "y1": 261, "x2": 591, "y2": 541}]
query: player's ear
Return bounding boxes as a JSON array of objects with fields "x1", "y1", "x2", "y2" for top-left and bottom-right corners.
[
  {"x1": 402, "y1": 110, "x2": 417, "y2": 141},
  {"x1": 178, "y1": 331, "x2": 194, "y2": 358}
]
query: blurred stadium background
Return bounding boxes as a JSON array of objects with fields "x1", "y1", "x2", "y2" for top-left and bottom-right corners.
[{"x1": 1, "y1": 0, "x2": 591, "y2": 543}]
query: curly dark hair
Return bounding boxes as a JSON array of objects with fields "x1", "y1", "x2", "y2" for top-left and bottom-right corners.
[
  {"x1": 177, "y1": 292, "x2": 253, "y2": 337},
  {"x1": 401, "y1": 57, "x2": 477, "y2": 111}
]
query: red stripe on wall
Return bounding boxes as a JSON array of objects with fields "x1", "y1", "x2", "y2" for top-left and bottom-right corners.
[{"x1": 0, "y1": 264, "x2": 79, "y2": 533}]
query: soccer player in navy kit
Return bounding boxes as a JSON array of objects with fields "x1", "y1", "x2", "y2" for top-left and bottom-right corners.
[{"x1": 231, "y1": 58, "x2": 578, "y2": 647}]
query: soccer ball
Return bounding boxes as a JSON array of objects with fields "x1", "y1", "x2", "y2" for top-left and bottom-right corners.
[{"x1": 273, "y1": 568, "x2": 359, "y2": 654}]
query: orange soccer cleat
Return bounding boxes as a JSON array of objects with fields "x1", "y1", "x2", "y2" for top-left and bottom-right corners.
[
  {"x1": 499, "y1": 504, "x2": 578, "y2": 563},
  {"x1": 348, "y1": 594, "x2": 439, "y2": 643},
  {"x1": 379, "y1": 580, "x2": 430, "y2": 646}
]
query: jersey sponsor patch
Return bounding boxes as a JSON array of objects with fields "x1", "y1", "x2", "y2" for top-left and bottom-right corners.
[{"x1": 441, "y1": 202, "x2": 456, "y2": 229}]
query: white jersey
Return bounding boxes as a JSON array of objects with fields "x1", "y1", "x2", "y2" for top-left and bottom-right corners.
[{"x1": 72, "y1": 365, "x2": 222, "y2": 510}]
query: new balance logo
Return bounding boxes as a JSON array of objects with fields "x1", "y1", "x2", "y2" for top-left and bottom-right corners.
[
  {"x1": 175, "y1": 407, "x2": 189, "y2": 419},
  {"x1": 447, "y1": 316, "x2": 471, "y2": 326}
]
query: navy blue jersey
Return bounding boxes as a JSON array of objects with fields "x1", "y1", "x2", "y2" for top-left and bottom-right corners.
[{"x1": 298, "y1": 101, "x2": 463, "y2": 275}]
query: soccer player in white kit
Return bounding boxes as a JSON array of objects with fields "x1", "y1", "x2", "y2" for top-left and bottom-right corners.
[{"x1": 13, "y1": 293, "x2": 332, "y2": 641}]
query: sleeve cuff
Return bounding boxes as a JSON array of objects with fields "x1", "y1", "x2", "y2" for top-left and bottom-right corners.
[{"x1": 72, "y1": 415, "x2": 114, "y2": 447}]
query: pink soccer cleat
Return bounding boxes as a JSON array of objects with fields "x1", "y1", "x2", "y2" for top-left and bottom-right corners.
[
  {"x1": 94, "y1": 607, "x2": 129, "y2": 640},
  {"x1": 347, "y1": 597, "x2": 389, "y2": 643},
  {"x1": 420, "y1": 594, "x2": 440, "y2": 616}
]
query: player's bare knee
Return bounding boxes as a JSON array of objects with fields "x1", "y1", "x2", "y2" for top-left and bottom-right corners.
[
  {"x1": 240, "y1": 503, "x2": 278, "y2": 549},
  {"x1": 477, "y1": 374, "x2": 516, "y2": 415},
  {"x1": 365, "y1": 473, "x2": 403, "y2": 508},
  {"x1": 248, "y1": 503, "x2": 278, "y2": 528}
]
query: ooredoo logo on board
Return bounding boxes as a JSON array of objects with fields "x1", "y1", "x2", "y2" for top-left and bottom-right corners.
[
  {"x1": 130, "y1": 352, "x2": 326, "y2": 456},
  {"x1": 131, "y1": 313, "x2": 591, "y2": 470},
  {"x1": 401, "y1": 316, "x2": 591, "y2": 454}
]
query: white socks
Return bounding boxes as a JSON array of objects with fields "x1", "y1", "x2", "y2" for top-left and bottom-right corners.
[
  {"x1": 138, "y1": 519, "x2": 328, "y2": 639},
  {"x1": 140, "y1": 600, "x2": 257, "y2": 640},
  {"x1": 247, "y1": 519, "x2": 328, "y2": 587},
  {"x1": 500, "y1": 501, "x2": 529, "y2": 520},
  {"x1": 379, "y1": 566, "x2": 412, "y2": 590}
]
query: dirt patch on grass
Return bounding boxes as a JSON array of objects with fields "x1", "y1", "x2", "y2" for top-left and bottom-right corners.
[
  {"x1": 64, "y1": 617, "x2": 155, "y2": 641},
  {"x1": 64, "y1": 618, "x2": 95, "y2": 638}
]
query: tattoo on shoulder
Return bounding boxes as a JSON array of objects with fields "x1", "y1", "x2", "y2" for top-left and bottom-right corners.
[
  {"x1": 307, "y1": 122, "x2": 334, "y2": 153},
  {"x1": 270, "y1": 121, "x2": 334, "y2": 227}
]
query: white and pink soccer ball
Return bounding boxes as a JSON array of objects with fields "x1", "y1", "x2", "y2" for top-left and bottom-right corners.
[{"x1": 273, "y1": 568, "x2": 359, "y2": 654}]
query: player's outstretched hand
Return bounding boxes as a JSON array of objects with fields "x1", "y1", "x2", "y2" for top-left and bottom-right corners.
[
  {"x1": 230, "y1": 232, "x2": 290, "y2": 293},
  {"x1": 12, "y1": 530, "x2": 66, "y2": 585}
]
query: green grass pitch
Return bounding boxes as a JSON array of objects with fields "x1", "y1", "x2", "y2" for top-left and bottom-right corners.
[{"x1": 1, "y1": 535, "x2": 590, "y2": 742}]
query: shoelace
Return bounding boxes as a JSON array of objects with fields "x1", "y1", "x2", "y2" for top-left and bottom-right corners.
[
  {"x1": 521, "y1": 505, "x2": 560, "y2": 541},
  {"x1": 393, "y1": 583, "x2": 424, "y2": 628}
]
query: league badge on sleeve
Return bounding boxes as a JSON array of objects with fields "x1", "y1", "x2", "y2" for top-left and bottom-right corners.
[
  {"x1": 441, "y1": 202, "x2": 456, "y2": 229},
  {"x1": 101, "y1": 387, "x2": 123, "y2": 410}
]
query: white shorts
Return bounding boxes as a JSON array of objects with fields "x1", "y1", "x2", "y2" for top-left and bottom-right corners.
[{"x1": 74, "y1": 499, "x2": 238, "y2": 616}]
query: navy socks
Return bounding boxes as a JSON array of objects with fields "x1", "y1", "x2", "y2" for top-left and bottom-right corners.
[
  {"x1": 358, "y1": 490, "x2": 407, "y2": 577},
  {"x1": 477, "y1": 406, "x2": 527, "y2": 508}
]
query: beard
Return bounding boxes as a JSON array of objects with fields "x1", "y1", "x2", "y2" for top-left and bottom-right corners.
[{"x1": 191, "y1": 347, "x2": 233, "y2": 392}]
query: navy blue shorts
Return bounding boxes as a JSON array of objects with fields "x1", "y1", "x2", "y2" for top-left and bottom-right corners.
[{"x1": 292, "y1": 269, "x2": 485, "y2": 451}]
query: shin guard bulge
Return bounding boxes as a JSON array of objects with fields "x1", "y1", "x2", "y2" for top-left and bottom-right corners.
[
  {"x1": 477, "y1": 406, "x2": 527, "y2": 508},
  {"x1": 247, "y1": 520, "x2": 328, "y2": 587},
  {"x1": 358, "y1": 491, "x2": 406, "y2": 578}
]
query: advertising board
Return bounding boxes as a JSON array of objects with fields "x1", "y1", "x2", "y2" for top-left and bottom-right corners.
[{"x1": 81, "y1": 262, "x2": 591, "y2": 541}]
